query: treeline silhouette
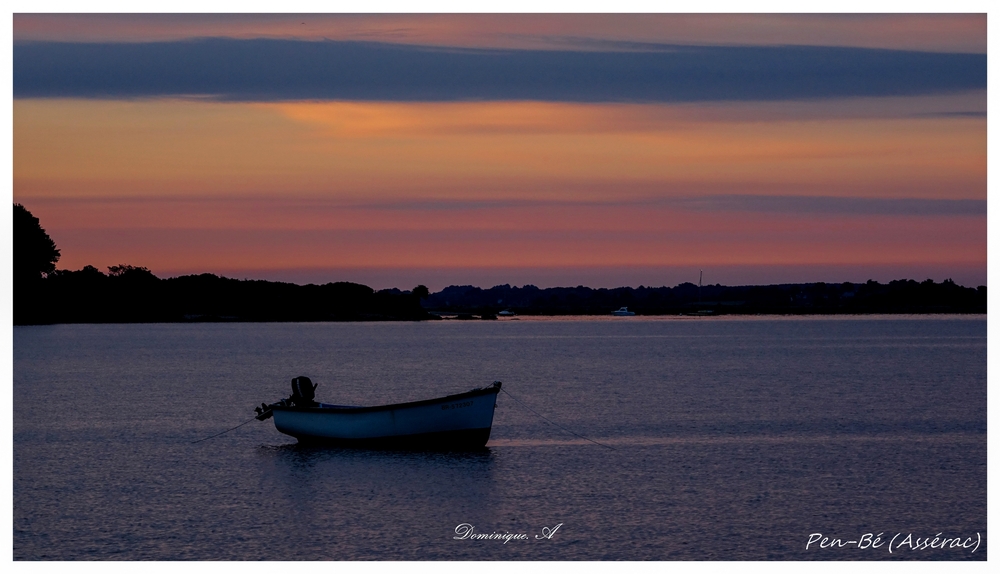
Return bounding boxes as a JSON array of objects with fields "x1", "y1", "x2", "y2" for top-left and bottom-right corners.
[
  {"x1": 12, "y1": 203, "x2": 987, "y2": 324},
  {"x1": 425, "y1": 280, "x2": 986, "y2": 316},
  {"x1": 17, "y1": 266, "x2": 433, "y2": 325},
  {"x1": 13, "y1": 203, "x2": 434, "y2": 325}
]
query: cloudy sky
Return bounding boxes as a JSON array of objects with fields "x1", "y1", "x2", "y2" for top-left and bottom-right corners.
[{"x1": 12, "y1": 13, "x2": 987, "y2": 289}]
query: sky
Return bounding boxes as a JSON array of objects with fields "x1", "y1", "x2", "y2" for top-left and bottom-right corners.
[{"x1": 11, "y1": 12, "x2": 988, "y2": 290}]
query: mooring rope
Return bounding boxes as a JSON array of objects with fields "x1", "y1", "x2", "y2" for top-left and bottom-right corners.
[
  {"x1": 500, "y1": 387, "x2": 616, "y2": 450},
  {"x1": 190, "y1": 416, "x2": 259, "y2": 444}
]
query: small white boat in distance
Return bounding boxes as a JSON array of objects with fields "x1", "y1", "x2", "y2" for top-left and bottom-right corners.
[
  {"x1": 498, "y1": 309, "x2": 516, "y2": 316},
  {"x1": 612, "y1": 307, "x2": 635, "y2": 316},
  {"x1": 256, "y1": 377, "x2": 501, "y2": 449}
]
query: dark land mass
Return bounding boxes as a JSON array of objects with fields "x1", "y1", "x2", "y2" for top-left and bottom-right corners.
[
  {"x1": 15, "y1": 266, "x2": 434, "y2": 325},
  {"x1": 14, "y1": 269, "x2": 986, "y2": 326},
  {"x1": 11, "y1": 204, "x2": 987, "y2": 325},
  {"x1": 424, "y1": 280, "x2": 986, "y2": 317},
  {"x1": 14, "y1": 203, "x2": 433, "y2": 325}
]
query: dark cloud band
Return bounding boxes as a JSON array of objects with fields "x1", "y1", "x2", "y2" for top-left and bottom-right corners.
[
  {"x1": 674, "y1": 195, "x2": 986, "y2": 216},
  {"x1": 345, "y1": 196, "x2": 986, "y2": 216},
  {"x1": 13, "y1": 39, "x2": 987, "y2": 102}
]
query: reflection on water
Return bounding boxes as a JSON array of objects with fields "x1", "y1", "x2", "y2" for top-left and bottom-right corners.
[
  {"x1": 489, "y1": 432, "x2": 984, "y2": 448},
  {"x1": 13, "y1": 318, "x2": 986, "y2": 560},
  {"x1": 259, "y1": 443, "x2": 497, "y2": 477}
]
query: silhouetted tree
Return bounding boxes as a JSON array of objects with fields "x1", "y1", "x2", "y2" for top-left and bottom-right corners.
[
  {"x1": 13, "y1": 204, "x2": 62, "y2": 324},
  {"x1": 13, "y1": 203, "x2": 59, "y2": 283},
  {"x1": 108, "y1": 264, "x2": 156, "y2": 280},
  {"x1": 412, "y1": 285, "x2": 430, "y2": 299}
]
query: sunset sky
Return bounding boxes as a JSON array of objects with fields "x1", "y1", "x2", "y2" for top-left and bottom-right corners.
[{"x1": 11, "y1": 13, "x2": 987, "y2": 289}]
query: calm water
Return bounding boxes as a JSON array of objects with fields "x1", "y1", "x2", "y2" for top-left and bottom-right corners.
[{"x1": 13, "y1": 317, "x2": 986, "y2": 560}]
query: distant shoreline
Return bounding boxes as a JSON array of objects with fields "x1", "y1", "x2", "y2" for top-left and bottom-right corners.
[
  {"x1": 421, "y1": 279, "x2": 985, "y2": 319},
  {"x1": 14, "y1": 271, "x2": 986, "y2": 326},
  {"x1": 12, "y1": 313, "x2": 988, "y2": 327},
  {"x1": 431, "y1": 312, "x2": 988, "y2": 321}
]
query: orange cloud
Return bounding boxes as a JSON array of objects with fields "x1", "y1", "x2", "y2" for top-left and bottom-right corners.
[{"x1": 15, "y1": 99, "x2": 985, "y2": 204}]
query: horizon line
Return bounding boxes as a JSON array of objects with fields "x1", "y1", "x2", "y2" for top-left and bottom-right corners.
[{"x1": 51, "y1": 265, "x2": 986, "y2": 292}]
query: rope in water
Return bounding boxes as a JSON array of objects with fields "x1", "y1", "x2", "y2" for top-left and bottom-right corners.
[
  {"x1": 190, "y1": 416, "x2": 259, "y2": 444},
  {"x1": 500, "y1": 387, "x2": 615, "y2": 451}
]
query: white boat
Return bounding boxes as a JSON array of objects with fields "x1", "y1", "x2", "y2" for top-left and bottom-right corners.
[
  {"x1": 255, "y1": 378, "x2": 501, "y2": 449},
  {"x1": 612, "y1": 307, "x2": 635, "y2": 316}
]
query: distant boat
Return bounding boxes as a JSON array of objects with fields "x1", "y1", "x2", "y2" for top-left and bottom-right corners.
[
  {"x1": 498, "y1": 309, "x2": 516, "y2": 316},
  {"x1": 612, "y1": 307, "x2": 635, "y2": 316},
  {"x1": 255, "y1": 377, "x2": 501, "y2": 449}
]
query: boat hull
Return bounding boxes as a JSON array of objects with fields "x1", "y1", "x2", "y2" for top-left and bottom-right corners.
[{"x1": 270, "y1": 384, "x2": 500, "y2": 449}]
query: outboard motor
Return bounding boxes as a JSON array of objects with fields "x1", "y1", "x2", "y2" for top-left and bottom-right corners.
[
  {"x1": 254, "y1": 402, "x2": 273, "y2": 420},
  {"x1": 290, "y1": 376, "x2": 318, "y2": 407}
]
